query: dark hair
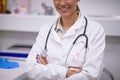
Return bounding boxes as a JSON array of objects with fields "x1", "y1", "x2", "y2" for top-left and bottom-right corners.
[{"x1": 77, "y1": 5, "x2": 80, "y2": 12}]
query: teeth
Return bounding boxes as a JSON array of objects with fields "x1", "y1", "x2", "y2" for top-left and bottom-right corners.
[
  {"x1": 61, "y1": 8, "x2": 68, "y2": 11},
  {"x1": 60, "y1": 6, "x2": 69, "y2": 11}
]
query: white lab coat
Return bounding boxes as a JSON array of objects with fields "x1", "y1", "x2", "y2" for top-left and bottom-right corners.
[{"x1": 26, "y1": 15, "x2": 105, "y2": 80}]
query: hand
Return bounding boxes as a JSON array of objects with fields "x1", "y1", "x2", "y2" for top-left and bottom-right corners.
[
  {"x1": 66, "y1": 67, "x2": 82, "y2": 77},
  {"x1": 36, "y1": 55, "x2": 48, "y2": 65}
]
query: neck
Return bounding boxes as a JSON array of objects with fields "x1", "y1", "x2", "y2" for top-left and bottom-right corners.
[{"x1": 61, "y1": 12, "x2": 79, "y2": 31}]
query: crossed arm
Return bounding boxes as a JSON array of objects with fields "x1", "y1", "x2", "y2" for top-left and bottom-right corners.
[{"x1": 36, "y1": 55, "x2": 82, "y2": 78}]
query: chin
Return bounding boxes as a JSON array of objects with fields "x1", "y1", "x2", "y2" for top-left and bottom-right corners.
[{"x1": 59, "y1": 13, "x2": 71, "y2": 17}]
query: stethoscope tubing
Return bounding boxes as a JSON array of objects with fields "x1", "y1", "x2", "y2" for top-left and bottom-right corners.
[{"x1": 42, "y1": 17, "x2": 88, "y2": 66}]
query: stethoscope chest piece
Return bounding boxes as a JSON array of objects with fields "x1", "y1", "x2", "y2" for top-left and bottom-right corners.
[{"x1": 41, "y1": 49, "x2": 48, "y2": 57}]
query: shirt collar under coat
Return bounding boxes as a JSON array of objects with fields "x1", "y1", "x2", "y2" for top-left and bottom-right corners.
[{"x1": 51, "y1": 14, "x2": 86, "y2": 43}]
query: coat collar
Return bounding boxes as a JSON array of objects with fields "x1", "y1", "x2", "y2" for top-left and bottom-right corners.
[{"x1": 50, "y1": 15, "x2": 86, "y2": 44}]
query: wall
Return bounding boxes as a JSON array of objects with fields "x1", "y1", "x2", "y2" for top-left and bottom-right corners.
[
  {"x1": 0, "y1": 31, "x2": 37, "y2": 50},
  {"x1": 79, "y1": 0, "x2": 120, "y2": 16}
]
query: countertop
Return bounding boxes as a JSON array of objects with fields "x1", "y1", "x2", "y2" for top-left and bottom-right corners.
[{"x1": 0, "y1": 58, "x2": 27, "y2": 80}]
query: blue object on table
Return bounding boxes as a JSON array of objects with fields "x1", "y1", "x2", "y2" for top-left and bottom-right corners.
[
  {"x1": 0, "y1": 58, "x2": 19, "y2": 69},
  {"x1": 0, "y1": 52, "x2": 28, "y2": 58}
]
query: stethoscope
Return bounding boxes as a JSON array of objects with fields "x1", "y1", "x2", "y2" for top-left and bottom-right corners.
[
  {"x1": 40, "y1": 17, "x2": 115, "y2": 79},
  {"x1": 41, "y1": 16, "x2": 88, "y2": 65}
]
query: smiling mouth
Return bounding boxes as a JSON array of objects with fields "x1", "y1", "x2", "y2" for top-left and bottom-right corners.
[{"x1": 59, "y1": 6, "x2": 70, "y2": 12}]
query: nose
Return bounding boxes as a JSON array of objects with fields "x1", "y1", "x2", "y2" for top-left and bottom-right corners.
[{"x1": 59, "y1": 0, "x2": 67, "y2": 6}]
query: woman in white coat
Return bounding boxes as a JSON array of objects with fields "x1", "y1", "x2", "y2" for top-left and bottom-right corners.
[{"x1": 26, "y1": 0, "x2": 105, "y2": 80}]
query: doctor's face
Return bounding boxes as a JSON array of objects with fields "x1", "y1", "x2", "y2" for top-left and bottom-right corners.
[{"x1": 53, "y1": 0, "x2": 79, "y2": 18}]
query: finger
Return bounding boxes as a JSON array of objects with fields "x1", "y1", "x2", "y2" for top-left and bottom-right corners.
[
  {"x1": 40, "y1": 57, "x2": 46, "y2": 64},
  {"x1": 66, "y1": 69, "x2": 75, "y2": 77},
  {"x1": 41, "y1": 57, "x2": 48, "y2": 64},
  {"x1": 38, "y1": 57, "x2": 48, "y2": 65},
  {"x1": 66, "y1": 68, "x2": 82, "y2": 77},
  {"x1": 69, "y1": 66, "x2": 81, "y2": 69},
  {"x1": 36, "y1": 55, "x2": 48, "y2": 65},
  {"x1": 69, "y1": 67, "x2": 82, "y2": 72},
  {"x1": 36, "y1": 55, "x2": 39, "y2": 63},
  {"x1": 69, "y1": 68, "x2": 82, "y2": 73},
  {"x1": 36, "y1": 54, "x2": 40, "y2": 62},
  {"x1": 36, "y1": 54, "x2": 39, "y2": 59},
  {"x1": 37, "y1": 56, "x2": 45, "y2": 64},
  {"x1": 37, "y1": 57, "x2": 42, "y2": 64}
]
